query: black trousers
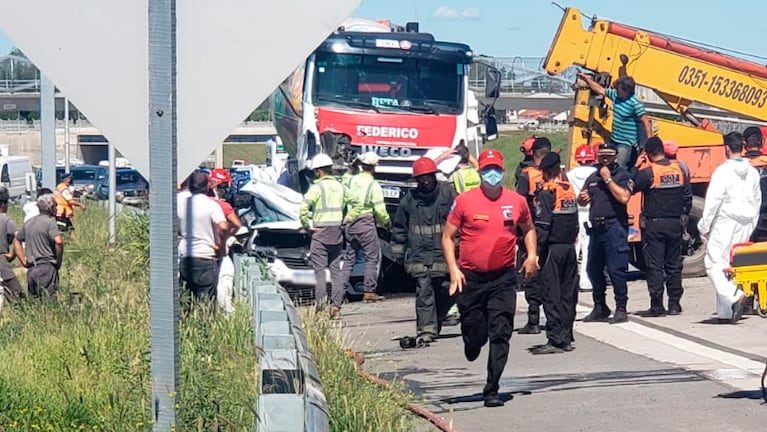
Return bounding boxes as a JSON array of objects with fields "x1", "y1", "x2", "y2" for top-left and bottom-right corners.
[
  {"x1": 587, "y1": 222, "x2": 629, "y2": 309},
  {"x1": 540, "y1": 244, "x2": 579, "y2": 346},
  {"x1": 180, "y1": 256, "x2": 218, "y2": 300},
  {"x1": 517, "y1": 244, "x2": 541, "y2": 324},
  {"x1": 415, "y1": 276, "x2": 453, "y2": 337},
  {"x1": 641, "y1": 218, "x2": 683, "y2": 306},
  {"x1": 458, "y1": 268, "x2": 516, "y2": 396}
]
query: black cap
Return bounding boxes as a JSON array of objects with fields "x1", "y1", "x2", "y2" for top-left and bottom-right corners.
[
  {"x1": 539, "y1": 152, "x2": 561, "y2": 170},
  {"x1": 532, "y1": 137, "x2": 552, "y2": 152},
  {"x1": 189, "y1": 171, "x2": 209, "y2": 194},
  {"x1": 597, "y1": 143, "x2": 618, "y2": 155}
]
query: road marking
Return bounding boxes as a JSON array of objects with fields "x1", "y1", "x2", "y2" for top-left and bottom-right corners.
[
  {"x1": 516, "y1": 292, "x2": 766, "y2": 391},
  {"x1": 572, "y1": 303, "x2": 766, "y2": 391}
]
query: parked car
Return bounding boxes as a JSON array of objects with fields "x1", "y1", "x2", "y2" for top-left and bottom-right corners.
[
  {"x1": 95, "y1": 168, "x2": 149, "y2": 206},
  {"x1": 35, "y1": 164, "x2": 108, "y2": 198}
]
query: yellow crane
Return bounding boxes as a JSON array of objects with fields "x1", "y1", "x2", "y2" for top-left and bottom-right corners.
[{"x1": 543, "y1": 6, "x2": 767, "y2": 278}]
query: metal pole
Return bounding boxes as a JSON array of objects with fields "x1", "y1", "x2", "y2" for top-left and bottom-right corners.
[
  {"x1": 64, "y1": 97, "x2": 70, "y2": 173},
  {"x1": 40, "y1": 74, "x2": 56, "y2": 190},
  {"x1": 149, "y1": 0, "x2": 178, "y2": 429},
  {"x1": 107, "y1": 141, "x2": 116, "y2": 244}
]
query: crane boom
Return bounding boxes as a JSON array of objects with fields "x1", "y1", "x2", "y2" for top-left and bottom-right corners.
[{"x1": 544, "y1": 7, "x2": 767, "y2": 122}]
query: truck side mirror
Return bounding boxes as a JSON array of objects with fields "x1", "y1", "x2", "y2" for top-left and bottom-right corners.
[
  {"x1": 485, "y1": 113, "x2": 498, "y2": 141},
  {"x1": 484, "y1": 69, "x2": 501, "y2": 99}
]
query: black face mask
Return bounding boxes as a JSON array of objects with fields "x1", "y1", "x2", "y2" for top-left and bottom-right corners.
[{"x1": 416, "y1": 175, "x2": 437, "y2": 194}]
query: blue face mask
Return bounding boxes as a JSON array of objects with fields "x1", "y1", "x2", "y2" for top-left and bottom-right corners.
[{"x1": 481, "y1": 168, "x2": 504, "y2": 187}]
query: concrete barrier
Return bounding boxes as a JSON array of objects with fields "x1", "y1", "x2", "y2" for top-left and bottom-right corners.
[{"x1": 232, "y1": 254, "x2": 330, "y2": 432}]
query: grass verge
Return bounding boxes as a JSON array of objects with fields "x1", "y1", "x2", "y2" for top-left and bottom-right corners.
[
  {"x1": 301, "y1": 310, "x2": 418, "y2": 432},
  {"x1": 486, "y1": 130, "x2": 569, "y2": 189},
  {"x1": 0, "y1": 205, "x2": 257, "y2": 431}
]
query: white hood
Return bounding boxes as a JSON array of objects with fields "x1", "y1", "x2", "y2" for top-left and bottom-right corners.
[
  {"x1": 698, "y1": 158, "x2": 761, "y2": 235},
  {"x1": 566, "y1": 165, "x2": 597, "y2": 194}
]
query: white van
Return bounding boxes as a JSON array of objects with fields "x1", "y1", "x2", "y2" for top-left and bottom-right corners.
[{"x1": 0, "y1": 156, "x2": 35, "y2": 199}]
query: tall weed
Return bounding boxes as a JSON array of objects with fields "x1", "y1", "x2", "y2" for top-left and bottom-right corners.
[{"x1": 0, "y1": 205, "x2": 256, "y2": 430}]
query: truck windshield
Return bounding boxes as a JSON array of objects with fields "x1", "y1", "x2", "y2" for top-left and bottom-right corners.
[{"x1": 312, "y1": 52, "x2": 464, "y2": 115}]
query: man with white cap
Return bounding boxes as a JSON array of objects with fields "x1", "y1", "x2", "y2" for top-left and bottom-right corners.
[
  {"x1": 340, "y1": 152, "x2": 390, "y2": 302},
  {"x1": 300, "y1": 153, "x2": 348, "y2": 319}
]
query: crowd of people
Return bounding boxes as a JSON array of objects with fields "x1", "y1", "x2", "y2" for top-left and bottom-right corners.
[{"x1": 0, "y1": 172, "x2": 87, "y2": 313}]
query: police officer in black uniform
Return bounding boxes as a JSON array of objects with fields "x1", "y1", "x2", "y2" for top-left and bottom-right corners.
[
  {"x1": 578, "y1": 143, "x2": 633, "y2": 324},
  {"x1": 632, "y1": 137, "x2": 692, "y2": 316},
  {"x1": 515, "y1": 137, "x2": 551, "y2": 334},
  {"x1": 531, "y1": 152, "x2": 580, "y2": 354}
]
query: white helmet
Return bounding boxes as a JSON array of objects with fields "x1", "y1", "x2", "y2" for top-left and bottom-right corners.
[
  {"x1": 357, "y1": 151, "x2": 379, "y2": 166},
  {"x1": 310, "y1": 153, "x2": 334, "y2": 170}
]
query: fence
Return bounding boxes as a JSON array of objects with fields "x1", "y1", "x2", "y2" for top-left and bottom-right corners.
[{"x1": 233, "y1": 254, "x2": 330, "y2": 432}]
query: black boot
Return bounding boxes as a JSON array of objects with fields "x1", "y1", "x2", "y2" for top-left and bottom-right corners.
[
  {"x1": 638, "y1": 300, "x2": 667, "y2": 318},
  {"x1": 583, "y1": 304, "x2": 611, "y2": 322},
  {"x1": 610, "y1": 308, "x2": 629, "y2": 324},
  {"x1": 517, "y1": 323, "x2": 541, "y2": 334},
  {"x1": 667, "y1": 301, "x2": 682, "y2": 315}
]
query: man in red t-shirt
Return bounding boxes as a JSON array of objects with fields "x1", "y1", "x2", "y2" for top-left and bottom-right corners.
[{"x1": 442, "y1": 148, "x2": 539, "y2": 408}]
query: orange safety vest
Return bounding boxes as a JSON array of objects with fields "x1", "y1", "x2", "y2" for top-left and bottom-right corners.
[
  {"x1": 649, "y1": 161, "x2": 684, "y2": 190},
  {"x1": 55, "y1": 182, "x2": 74, "y2": 218},
  {"x1": 541, "y1": 180, "x2": 578, "y2": 214},
  {"x1": 749, "y1": 155, "x2": 767, "y2": 168},
  {"x1": 522, "y1": 166, "x2": 544, "y2": 196}
]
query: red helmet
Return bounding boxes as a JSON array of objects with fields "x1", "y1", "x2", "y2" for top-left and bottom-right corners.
[
  {"x1": 520, "y1": 136, "x2": 537, "y2": 156},
  {"x1": 574, "y1": 144, "x2": 596, "y2": 162},
  {"x1": 412, "y1": 157, "x2": 438, "y2": 177},
  {"x1": 209, "y1": 168, "x2": 232, "y2": 186}
]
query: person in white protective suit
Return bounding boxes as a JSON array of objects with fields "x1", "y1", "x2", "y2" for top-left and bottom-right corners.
[
  {"x1": 698, "y1": 132, "x2": 761, "y2": 323},
  {"x1": 566, "y1": 143, "x2": 598, "y2": 291}
]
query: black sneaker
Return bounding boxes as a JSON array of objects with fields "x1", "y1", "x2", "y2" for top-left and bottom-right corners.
[
  {"x1": 464, "y1": 344, "x2": 481, "y2": 362},
  {"x1": 610, "y1": 308, "x2": 629, "y2": 324},
  {"x1": 483, "y1": 393, "x2": 505, "y2": 408},
  {"x1": 583, "y1": 307, "x2": 611, "y2": 322},
  {"x1": 558, "y1": 342, "x2": 575, "y2": 352},
  {"x1": 517, "y1": 323, "x2": 541, "y2": 334},
  {"x1": 637, "y1": 307, "x2": 667, "y2": 318},
  {"x1": 530, "y1": 343, "x2": 564, "y2": 355}
]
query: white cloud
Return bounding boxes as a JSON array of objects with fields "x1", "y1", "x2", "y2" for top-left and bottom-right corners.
[{"x1": 432, "y1": 6, "x2": 481, "y2": 20}]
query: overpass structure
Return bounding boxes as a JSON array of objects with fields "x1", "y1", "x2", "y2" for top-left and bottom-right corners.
[{"x1": 2, "y1": 54, "x2": 763, "y2": 130}]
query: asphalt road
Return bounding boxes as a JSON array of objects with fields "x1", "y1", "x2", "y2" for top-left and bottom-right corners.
[{"x1": 338, "y1": 276, "x2": 767, "y2": 432}]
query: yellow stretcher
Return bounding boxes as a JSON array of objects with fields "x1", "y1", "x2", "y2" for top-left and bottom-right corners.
[{"x1": 725, "y1": 242, "x2": 767, "y2": 318}]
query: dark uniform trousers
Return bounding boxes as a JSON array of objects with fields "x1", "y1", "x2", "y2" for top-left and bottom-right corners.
[
  {"x1": 587, "y1": 221, "x2": 629, "y2": 309},
  {"x1": 341, "y1": 215, "x2": 381, "y2": 293},
  {"x1": 415, "y1": 275, "x2": 453, "y2": 337},
  {"x1": 458, "y1": 268, "x2": 516, "y2": 397},
  {"x1": 540, "y1": 243, "x2": 578, "y2": 346},
  {"x1": 309, "y1": 239, "x2": 345, "y2": 308},
  {"x1": 517, "y1": 244, "x2": 542, "y2": 324},
  {"x1": 641, "y1": 217, "x2": 683, "y2": 306}
]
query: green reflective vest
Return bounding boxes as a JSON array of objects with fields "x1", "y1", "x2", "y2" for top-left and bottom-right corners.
[
  {"x1": 344, "y1": 172, "x2": 390, "y2": 226},
  {"x1": 300, "y1": 176, "x2": 346, "y2": 228},
  {"x1": 452, "y1": 166, "x2": 481, "y2": 194}
]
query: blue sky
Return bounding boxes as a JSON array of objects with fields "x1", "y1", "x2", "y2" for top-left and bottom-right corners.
[
  {"x1": 1, "y1": 0, "x2": 765, "y2": 61},
  {"x1": 353, "y1": 0, "x2": 767, "y2": 61}
]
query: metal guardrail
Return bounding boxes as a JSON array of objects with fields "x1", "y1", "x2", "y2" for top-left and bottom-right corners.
[{"x1": 233, "y1": 254, "x2": 330, "y2": 432}]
